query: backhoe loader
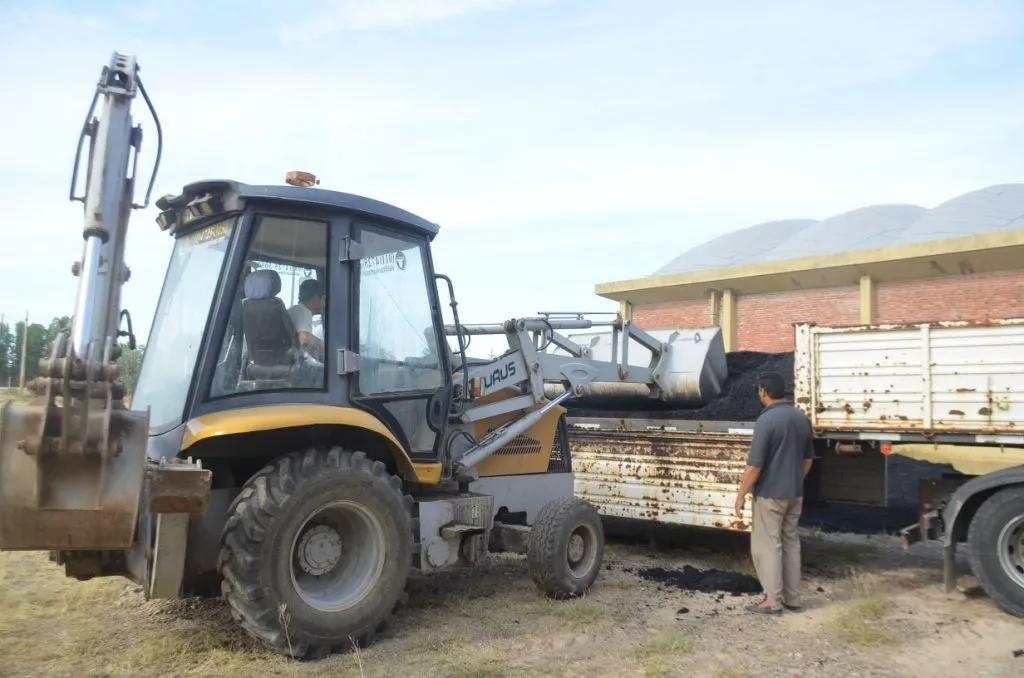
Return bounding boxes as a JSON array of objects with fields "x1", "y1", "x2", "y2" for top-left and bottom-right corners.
[{"x1": 0, "y1": 52, "x2": 728, "y2": 658}]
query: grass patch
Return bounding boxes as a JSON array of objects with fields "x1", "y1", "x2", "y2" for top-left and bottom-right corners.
[
  {"x1": 634, "y1": 633, "x2": 695, "y2": 660},
  {"x1": 854, "y1": 595, "x2": 886, "y2": 618},
  {"x1": 829, "y1": 595, "x2": 897, "y2": 647},
  {"x1": 634, "y1": 633, "x2": 696, "y2": 678},
  {"x1": 438, "y1": 643, "x2": 516, "y2": 678},
  {"x1": 642, "y1": 659, "x2": 672, "y2": 678},
  {"x1": 404, "y1": 635, "x2": 466, "y2": 655},
  {"x1": 540, "y1": 598, "x2": 610, "y2": 629}
]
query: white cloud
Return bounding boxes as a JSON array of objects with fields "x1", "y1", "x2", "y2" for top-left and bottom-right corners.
[{"x1": 276, "y1": 0, "x2": 524, "y2": 40}]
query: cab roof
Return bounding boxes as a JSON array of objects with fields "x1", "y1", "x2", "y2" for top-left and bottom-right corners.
[{"x1": 156, "y1": 179, "x2": 441, "y2": 239}]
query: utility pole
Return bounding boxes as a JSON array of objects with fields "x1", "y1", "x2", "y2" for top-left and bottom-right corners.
[{"x1": 18, "y1": 311, "x2": 28, "y2": 392}]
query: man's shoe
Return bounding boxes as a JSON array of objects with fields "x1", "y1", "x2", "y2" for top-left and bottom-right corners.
[
  {"x1": 745, "y1": 603, "x2": 782, "y2": 615},
  {"x1": 782, "y1": 603, "x2": 802, "y2": 612}
]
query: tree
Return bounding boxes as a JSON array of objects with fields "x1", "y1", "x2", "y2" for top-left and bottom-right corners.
[
  {"x1": 116, "y1": 344, "x2": 145, "y2": 401},
  {"x1": 11, "y1": 321, "x2": 49, "y2": 386},
  {"x1": 0, "y1": 320, "x2": 14, "y2": 387}
]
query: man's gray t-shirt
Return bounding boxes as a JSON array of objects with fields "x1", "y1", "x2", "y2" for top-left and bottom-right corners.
[{"x1": 747, "y1": 402, "x2": 815, "y2": 498}]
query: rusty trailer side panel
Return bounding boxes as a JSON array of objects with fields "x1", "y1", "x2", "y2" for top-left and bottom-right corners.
[
  {"x1": 567, "y1": 420, "x2": 754, "y2": 531},
  {"x1": 794, "y1": 318, "x2": 1024, "y2": 437}
]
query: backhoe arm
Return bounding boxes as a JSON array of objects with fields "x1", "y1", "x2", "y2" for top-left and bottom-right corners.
[{"x1": 0, "y1": 53, "x2": 162, "y2": 551}]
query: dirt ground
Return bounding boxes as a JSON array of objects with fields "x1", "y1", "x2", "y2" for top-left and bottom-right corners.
[{"x1": 1, "y1": 521, "x2": 1022, "y2": 678}]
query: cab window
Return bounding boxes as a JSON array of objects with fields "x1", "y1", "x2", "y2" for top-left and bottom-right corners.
[
  {"x1": 210, "y1": 215, "x2": 329, "y2": 397},
  {"x1": 356, "y1": 226, "x2": 444, "y2": 396}
]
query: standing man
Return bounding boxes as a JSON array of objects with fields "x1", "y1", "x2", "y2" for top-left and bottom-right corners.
[
  {"x1": 287, "y1": 278, "x2": 326, "y2": 362},
  {"x1": 734, "y1": 371, "x2": 815, "y2": 614}
]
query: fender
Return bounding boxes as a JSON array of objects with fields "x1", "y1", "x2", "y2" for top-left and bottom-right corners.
[
  {"x1": 941, "y1": 464, "x2": 1024, "y2": 547},
  {"x1": 180, "y1": 404, "x2": 442, "y2": 484}
]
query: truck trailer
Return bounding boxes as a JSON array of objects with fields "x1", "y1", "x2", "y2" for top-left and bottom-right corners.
[{"x1": 560, "y1": 318, "x2": 1024, "y2": 619}]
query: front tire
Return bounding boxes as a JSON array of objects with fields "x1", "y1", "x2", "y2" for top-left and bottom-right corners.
[
  {"x1": 967, "y1": 485, "x2": 1024, "y2": 618},
  {"x1": 218, "y1": 447, "x2": 413, "y2": 658},
  {"x1": 527, "y1": 496, "x2": 605, "y2": 599}
]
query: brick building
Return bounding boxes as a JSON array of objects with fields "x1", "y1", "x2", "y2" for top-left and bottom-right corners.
[{"x1": 595, "y1": 184, "x2": 1024, "y2": 353}]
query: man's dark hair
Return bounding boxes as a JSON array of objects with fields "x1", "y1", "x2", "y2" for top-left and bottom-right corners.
[
  {"x1": 298, "y1": 278, "x2": 323, "y2": 303},
  {"x1": 758, "y1": 371, "x2": 787, "y2": 400}
]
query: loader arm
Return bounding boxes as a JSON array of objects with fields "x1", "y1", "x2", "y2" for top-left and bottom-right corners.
[
  {"x1": 441, "y1": 313, "x2": 727, "y2": 474},
  {"x1": 0, "y1": 52, "x2": 197, "y2": 554}
]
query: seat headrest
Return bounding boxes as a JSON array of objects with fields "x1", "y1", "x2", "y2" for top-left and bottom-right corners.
[{"x1": 244, "y1": 268, "x2": 282, "y2": 300}]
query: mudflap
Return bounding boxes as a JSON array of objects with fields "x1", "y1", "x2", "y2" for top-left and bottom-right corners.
[{"x1": 0, "y1": 399, "x2": 149, "y2": 551}]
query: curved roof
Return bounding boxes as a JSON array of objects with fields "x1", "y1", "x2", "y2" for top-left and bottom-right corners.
[
  {"x1": 653, "y1": 183, "x2": 1024, "y2": 276},
  {"x1": 653, "y1": 218, "x2": 817, "y2": 276},
  {"x1": 898, "y1": 183, "x2": 1024, "y2": 244}
]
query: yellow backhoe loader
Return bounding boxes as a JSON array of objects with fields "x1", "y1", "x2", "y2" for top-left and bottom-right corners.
[{"x1": 0, "y1": 52, "x2": 728, "y2": 658}]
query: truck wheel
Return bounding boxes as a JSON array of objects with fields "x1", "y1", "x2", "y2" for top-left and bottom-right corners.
[
  {"x1": 218, "y1": 447, "x2": 413, "y2": 658},
  {"x1": 527, "y1": 496, "x2": 604, "y2": 599},
  {"x1": 967, "y1": 485, "x2": 1024, "y2": 618}
]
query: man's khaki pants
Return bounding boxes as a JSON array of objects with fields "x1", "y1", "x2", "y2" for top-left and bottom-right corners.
[{"x1": 751, "y1": 496, "x2": 803, "y2": 609}]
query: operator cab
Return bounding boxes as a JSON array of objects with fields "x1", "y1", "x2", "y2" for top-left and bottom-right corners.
[{"x1": 131, "y1": 174, "x2": 458, "y2": 462}]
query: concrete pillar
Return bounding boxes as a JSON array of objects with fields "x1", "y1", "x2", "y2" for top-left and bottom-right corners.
[
  {"x1": 708, "y1": 289, "x2": 721, "y2": 326},
  {"x1": 859, "y1": 275, "x2": 876, "y2": 325},
  {"x1": 721, "y1": 289, "x2": 738, "y2": 352},
  {"x1": 618, "y1": 299, "x2": 633, "y2": 324}
]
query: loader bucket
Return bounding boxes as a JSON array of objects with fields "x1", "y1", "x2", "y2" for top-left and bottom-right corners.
[{"x1": 0, "y1": 399, "x2": 149, "y2": 551}]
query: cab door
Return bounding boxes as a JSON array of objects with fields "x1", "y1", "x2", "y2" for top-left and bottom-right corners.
[{"x1": 347, "y1": 221, "x2": 453, "y2": 461}]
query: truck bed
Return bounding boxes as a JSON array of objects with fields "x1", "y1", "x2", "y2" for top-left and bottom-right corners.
[
  {"x1": 566, "y1": 417, "x2": 755, "y2": 531},
  {"x1": 793, "y1": 319, "x2": 1024, "y2": 445}
]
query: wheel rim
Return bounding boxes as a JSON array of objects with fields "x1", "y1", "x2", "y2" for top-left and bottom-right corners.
[
  {"x1": 289, "y1": 500, "x2": 387, "y2": 612},
  {"x1": 997, "y1": 513, "x2": 1024, "y2": 590},
  {"x1": 566, "y1": 523, "x2": 598, "y2": 578}
]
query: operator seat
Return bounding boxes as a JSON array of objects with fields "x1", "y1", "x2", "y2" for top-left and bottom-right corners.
[{"x1": 241, "y1": 268, "x2": 300, "y2": 382}]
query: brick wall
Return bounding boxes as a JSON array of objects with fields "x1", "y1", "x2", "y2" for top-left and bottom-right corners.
[
  {"x1": 735, "y1": 286, "x2": 859, "y2": 352},
  {"x1": 876, "y1": 270, "x2": 1024, "y2": 324},
  {"x1": 631, "y1": 270, "x2": 1024, "y2": 353},
  {"x1": 632, "y1": 299, "x2": 708, "y2": 329}
]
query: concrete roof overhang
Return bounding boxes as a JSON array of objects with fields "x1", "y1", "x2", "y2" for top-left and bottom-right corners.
[{"x1": 596, "y1": 229, "x2": 1024, "y2": 305}]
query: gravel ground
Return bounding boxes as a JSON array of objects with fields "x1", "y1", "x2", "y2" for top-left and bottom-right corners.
[{"x1": 3, "y1": 521, "x2": 1021, "y2": 677}]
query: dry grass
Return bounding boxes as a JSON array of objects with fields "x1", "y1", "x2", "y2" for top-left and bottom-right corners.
[
  {"x1": 634, "y1": 633, "x2": 695, "y2": 659},
  {"x1": 539, "y1": 597, "x2": 610, "y2": 629},
  {"x1": 828, "y1": 594, "x2": 898, "y2": 647},
  {"x1": 633, "y1": 632, "x2": 696, "y2": 677},
  {"x1": 1, "y1": 517, "x2": 1015, "y2": 677}
]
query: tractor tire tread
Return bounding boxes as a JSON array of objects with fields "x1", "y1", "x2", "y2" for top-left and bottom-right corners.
[
  {"x1": 218, "y1": 446, "x2": 412, "y2": 659},
  {"x1": 527, "y1": 495, "x2": 604, "y2": 600},
  {"x1": 967, "y1": 485, "x2": 1024, "y2": 618}
]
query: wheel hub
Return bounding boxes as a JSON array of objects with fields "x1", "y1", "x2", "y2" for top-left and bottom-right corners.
[
  {"x1": 288, "y1": 500, "x2": 388, "y2": 613},
  {"x1": 998, "y1": 514, "x2": 1024, "y2": 589},
  {"x1": 297, "y1": 525, "x2": 343, "y2": 576},
  {"x1": 567, "y1": 533, "x2": 586, "y2": 564}
]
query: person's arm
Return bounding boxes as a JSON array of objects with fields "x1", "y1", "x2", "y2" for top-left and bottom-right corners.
[
  {"x1": 802, "y1": 417, "x2": 815, "y2": 479},
  {"x1": 737, "y1": 464, "x2": 762, "y2": 501},
  {"x1": 735, "y1": 423, "x2": 769, "y2": 516},
  {"x1": 289, "y1": 305, "x2": 323, "y2": 357}
]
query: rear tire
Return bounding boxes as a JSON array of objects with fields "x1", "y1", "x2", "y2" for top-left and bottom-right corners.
[
  {"x1": 527, "y1": 496, "x2": 604, "y2": 599},
  {"x1": 218, "y1": 447, "x2": 413, "y2": 658},
  {"x1": 966, "y1": 485, "x2": 1024, "y2": 618}
]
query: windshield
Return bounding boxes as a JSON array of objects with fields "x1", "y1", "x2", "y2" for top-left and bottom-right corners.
[{"x1": 131, "y1": 217, "x2": 236, "y2": 433}]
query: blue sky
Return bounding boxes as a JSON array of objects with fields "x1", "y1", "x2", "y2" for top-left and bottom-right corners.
[{"x1": 1, "y1": 0, "x2": 1023, "y2": 357}]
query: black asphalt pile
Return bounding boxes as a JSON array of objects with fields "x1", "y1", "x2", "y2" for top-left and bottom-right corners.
[
  {"x1": 633, "y1": 565, "x2": 763, "y2": 595},
  {"x1": 566, "y1": 351, "x2": 795, "y2": 422}
]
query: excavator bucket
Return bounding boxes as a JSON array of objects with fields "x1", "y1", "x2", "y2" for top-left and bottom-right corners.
[{"x1": 0, "y1": 397, "x2": 149, "y2": 551}]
